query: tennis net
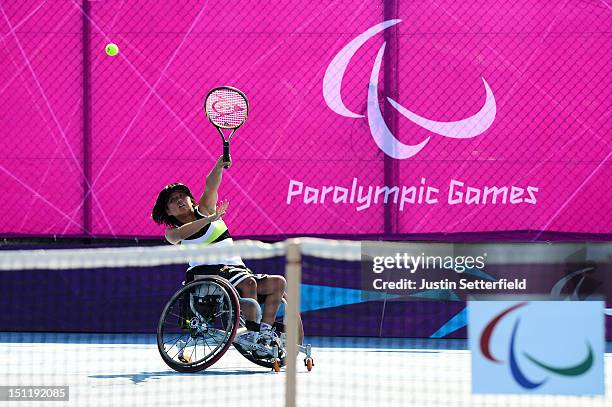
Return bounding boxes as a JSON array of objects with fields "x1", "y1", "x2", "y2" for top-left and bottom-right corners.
[{"x1": 0, "y1": 238, "x2": 610, "y2": 407}]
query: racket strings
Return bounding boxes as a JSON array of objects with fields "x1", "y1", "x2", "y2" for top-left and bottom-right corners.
[{"x1": 205, "y1": 89, "x2": 248, "y2": 129}]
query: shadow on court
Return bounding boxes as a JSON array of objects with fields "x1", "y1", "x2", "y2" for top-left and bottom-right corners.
[{"x1": 89, "y1": 368, "x2": 268, "y2": 384}]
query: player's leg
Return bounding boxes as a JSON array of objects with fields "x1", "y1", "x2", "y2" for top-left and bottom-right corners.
[
  {"x1": 235, "y1": 276, "x2": 258, "y2": 322},
  {"x1": 234, "y1": 276, "x2": 263, "y2": 345},
  {"x1": 256, "y1": 275, "x2": 286, "y2": 325},
  {"x1": 255, "y1": 275, "x2": 287, "y2": 348}
]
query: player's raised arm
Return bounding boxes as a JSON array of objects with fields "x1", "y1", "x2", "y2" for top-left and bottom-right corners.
[{"x1": 199, "y1": 156, "x2": 231, "y2": 215}]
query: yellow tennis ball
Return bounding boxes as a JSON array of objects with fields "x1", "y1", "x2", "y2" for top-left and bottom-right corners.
[{"x1": 105, "y1": 43, "x2": 119, "y2": 57}]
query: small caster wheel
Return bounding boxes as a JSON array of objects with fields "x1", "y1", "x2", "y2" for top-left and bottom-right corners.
[
  {"x1": 272, "y1": 360, "x2": 281, "y2": 372},
  {"x1": 304, "y1": 357, "x2": 314, "y2": 371}
]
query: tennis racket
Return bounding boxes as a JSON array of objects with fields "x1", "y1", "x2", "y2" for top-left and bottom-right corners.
[{"x1": 204, "y1": 86, "x2": 249, "y2": 169}]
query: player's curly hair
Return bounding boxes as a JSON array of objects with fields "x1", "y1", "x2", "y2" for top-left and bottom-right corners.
[{"x1": 151, "y1": 183, "x2": 196, "y2": 226}]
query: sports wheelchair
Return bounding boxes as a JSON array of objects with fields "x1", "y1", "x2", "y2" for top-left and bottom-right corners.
[{"x1": 157, "y1": 275, "x2": 314, "y2": 373}]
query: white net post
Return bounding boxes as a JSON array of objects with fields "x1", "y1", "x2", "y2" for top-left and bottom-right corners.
[{"x1": 284, "y1": 238, "x2": 301, "y2": 407}]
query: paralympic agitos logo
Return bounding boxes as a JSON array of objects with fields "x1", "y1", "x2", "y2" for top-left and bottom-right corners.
[
  {"x1": 323, "y1": 19, "x2": 497, "y2": 159},
  {"x1": 480, "y1": 302, "x2": 594, "y2": 389}
]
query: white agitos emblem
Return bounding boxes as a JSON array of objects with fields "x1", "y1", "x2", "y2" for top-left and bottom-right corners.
[{"x1": 323, "y1": 19, "x2": 497, "y2": 159}]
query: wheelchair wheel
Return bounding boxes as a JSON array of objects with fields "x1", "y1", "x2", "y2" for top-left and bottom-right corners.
[
  {"x1": 157, "y1": 276, "x2": 240, "y2": 373},
  {"x1": 233, "y1": 313, "x2": 304, "y2": 369}
]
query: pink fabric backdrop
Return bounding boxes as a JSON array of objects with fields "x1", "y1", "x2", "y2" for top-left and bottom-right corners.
[{"x1": 0, "y1": 0, "x2": 609, "y2": 238}]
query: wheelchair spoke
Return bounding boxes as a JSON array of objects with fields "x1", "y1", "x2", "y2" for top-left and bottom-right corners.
[
  {"x1": 163, "y1": 333, "x2": 187, "y2": 347},
  {"x1": 203, "y1": 334, "x2": 213, "y2": 357},
  {"x1": 168, "y1": 311, "x2": 189, "y2": 324},
  {"x1": 213, "y1": 309, "x2": 229, "y2": 319},
  {"x1": 190, "y1": 336, "x2": 199, "y2": 362},
  {"x1": 168, "y1": 313, "x2": 189, "y2": 330},
  {"x1": 206, "y1": 330, "x2": 222, "y2": 350},
  {"x1": 170, "y1": 347, "x2": 183, "y2": 361},
  {"x1": 207, "y1": 330, "x2": 223, "y2": 355},
  {"x1": 168, "y1": 334, "x2": 189, "y2": 359}
]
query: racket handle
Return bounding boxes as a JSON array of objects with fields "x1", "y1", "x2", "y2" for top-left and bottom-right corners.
[{"x1": 223, "y1": 141, "x2": 231, "y2": 168}]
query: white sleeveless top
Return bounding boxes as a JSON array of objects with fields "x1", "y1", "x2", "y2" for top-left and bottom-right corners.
[{"x1": 179, "y1": 208, "x2": 245, "y2": 269}]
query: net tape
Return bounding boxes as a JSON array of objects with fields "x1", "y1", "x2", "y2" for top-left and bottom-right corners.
[
  {"x1": 1, "y1": 239, "x2": 609, "y2": 270},
  {"x1": 0, "y1": 238, "x2": 360, "y2": 270}
]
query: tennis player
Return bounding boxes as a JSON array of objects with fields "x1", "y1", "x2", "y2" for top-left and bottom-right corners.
[{"x1": 152, "y1": 156, "x2": 286, "y2": 350}]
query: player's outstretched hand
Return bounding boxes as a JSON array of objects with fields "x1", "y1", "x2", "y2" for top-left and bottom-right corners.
[{"x1": 209, "y1": 200, "x2": 229, "y2": 222}]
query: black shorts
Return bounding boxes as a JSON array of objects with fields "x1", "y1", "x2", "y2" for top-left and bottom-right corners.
[{"x1": 186, "y1": 264, "x2": 268, "y2": 288}]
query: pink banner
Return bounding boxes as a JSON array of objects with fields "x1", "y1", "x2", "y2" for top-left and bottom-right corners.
[{"x1": 0, "y1": 0, "x2": 610, "y2": 238}]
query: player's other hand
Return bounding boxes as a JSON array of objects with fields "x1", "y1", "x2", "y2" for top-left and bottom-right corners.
[
  {"x1": 216, "y1": 155, "x2": 232, "y2": 169},
  {"x1": 209, "y1": 199, "x2": 229, "y2": 222}
]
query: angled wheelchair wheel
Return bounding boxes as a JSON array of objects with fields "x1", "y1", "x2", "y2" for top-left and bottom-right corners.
[
  {"x1": 157, "y1": 276, "x2": 240, "y2": 373},
  {"x1": 233, "y1": 313, "x2": 304, "y2": 369}
]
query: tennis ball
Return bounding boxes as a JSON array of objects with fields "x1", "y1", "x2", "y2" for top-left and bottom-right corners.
[{"x1": 105, "y1": 43, "x2": 119, "y2": 57}]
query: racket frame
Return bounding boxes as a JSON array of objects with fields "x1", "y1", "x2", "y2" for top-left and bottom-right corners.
[{"x1": 204, "y1": 86, "x2": 249, "y2": 168}]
